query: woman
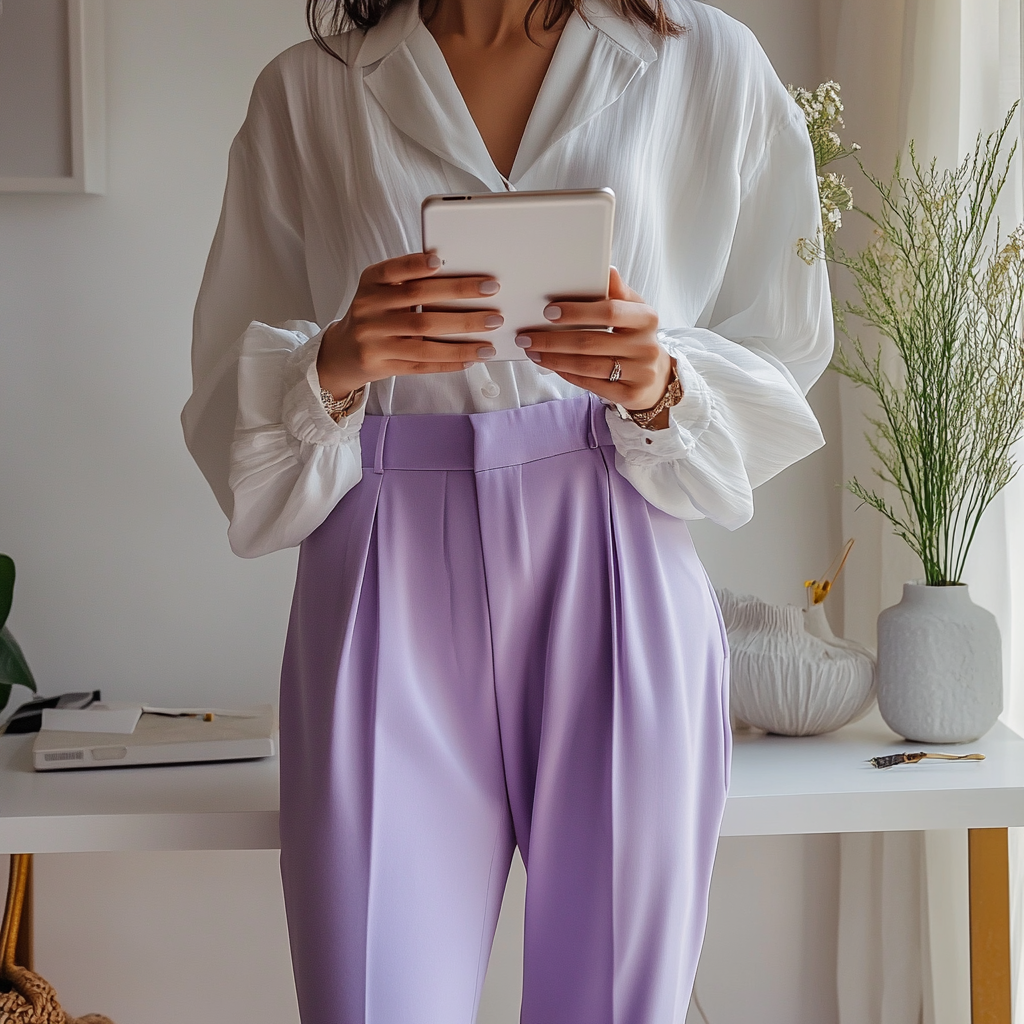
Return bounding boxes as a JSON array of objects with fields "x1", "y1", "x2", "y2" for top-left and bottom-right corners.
[{"x1": 183, "y1": 0, "x2": 831, "y2": 1019}]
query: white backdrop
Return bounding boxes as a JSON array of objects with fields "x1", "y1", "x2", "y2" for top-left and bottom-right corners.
[{"x1": 0, "y1": 2, "x2": 845, "y2": 1022}]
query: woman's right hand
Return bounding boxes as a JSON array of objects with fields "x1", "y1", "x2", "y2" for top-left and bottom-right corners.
[{"x1": 316, "y1": 252, "x2": 502, "y2": 397}]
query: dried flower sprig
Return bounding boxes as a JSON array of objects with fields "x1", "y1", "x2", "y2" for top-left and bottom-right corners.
[
  {"x1": 789, "y1": 81, "x2": 860, "y2": 261},
  {"x1": 868, "y1": 751, "x2": 985, "y2": 769}
]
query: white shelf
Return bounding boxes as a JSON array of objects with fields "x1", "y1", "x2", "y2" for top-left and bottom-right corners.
[{"x1": 3, "y1": 710, "x2": 1024, "y2": 853}]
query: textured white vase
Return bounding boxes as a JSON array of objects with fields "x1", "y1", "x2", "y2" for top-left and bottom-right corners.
[
  {"x1": 718, "y1": 589, "x2": 877, "y2": 737},
  {"x1": 876, "y1": 582, "x2": 1002, "y2": 743}
]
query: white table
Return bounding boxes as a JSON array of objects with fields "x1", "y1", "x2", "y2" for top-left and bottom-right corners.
[
  {"x1": 725, "y1": 714, "x2": 1024, "y2": 836},
  {"x1": 2, "y1": 713, "x2": 1021, "y2": 1021}
]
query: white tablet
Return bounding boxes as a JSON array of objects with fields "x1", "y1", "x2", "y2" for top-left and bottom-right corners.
[{"x1": 421, "y1": 188, "x2": 615, "y2": 361}]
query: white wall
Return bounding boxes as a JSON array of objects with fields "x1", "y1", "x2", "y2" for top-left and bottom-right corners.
[{"x1": 0, "y1": 1, "x2": 843, "y2": 1022}]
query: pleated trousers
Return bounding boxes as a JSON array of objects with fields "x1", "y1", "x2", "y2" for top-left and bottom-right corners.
[{"x1": 279, "y1": 394, "x2": 731, "y2": 1024}]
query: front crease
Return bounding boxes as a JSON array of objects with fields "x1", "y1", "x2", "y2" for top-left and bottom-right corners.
[
  {"x1": 471, "y1": 417, "x2": 519, "y2": 890},
  {"x1": 597, "y1": 443, "x2": 624, "y2": 1024},
  {"x1": 373, "y1": 415, "x2": 391, "y2": 475}
]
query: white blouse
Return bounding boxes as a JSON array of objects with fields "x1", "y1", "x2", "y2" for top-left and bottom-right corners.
[{"x1": 182, "y1": 0, "x2": 833, "y2": 558}]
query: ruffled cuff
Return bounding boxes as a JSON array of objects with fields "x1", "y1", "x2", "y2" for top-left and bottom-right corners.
[
  {"x1": 281, "y1": 325, "x2": 366, "y2": 448},
  {"x1": 229, "y1": 319, "x2": 368, "y2": 558},
  {"x1": 605, "y1": 349, "x2": 714, "y2": 468}
]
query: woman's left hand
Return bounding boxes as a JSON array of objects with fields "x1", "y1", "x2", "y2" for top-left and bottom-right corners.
[{"x1": 514, "y1": 268, "x2": 673, "y2": 422}]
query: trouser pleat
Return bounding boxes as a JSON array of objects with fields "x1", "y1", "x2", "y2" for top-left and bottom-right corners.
[
  {"x1": 280, "y1": 472, "x2": 384, "y2": 1024},
  {"x1": 472, "y1": 446, "x2": 616, "y2": 1024},
  {"x1": 601, "y1": 452, "x2": 730, "y2": 1024},
  {"x1": 364, "y1": 467, "x2": 512, "y2": 1024}
]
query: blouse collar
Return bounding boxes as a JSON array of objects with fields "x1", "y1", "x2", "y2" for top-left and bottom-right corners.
[
  {"x1": 353, "y1": 0, "x2": 658, "y2": 67},
  {"x1": 354, "y1": 0, "x2": 658, "y2": 188}
]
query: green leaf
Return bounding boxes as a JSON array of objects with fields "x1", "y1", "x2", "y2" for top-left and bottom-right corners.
[
  {"x1": 0, "y1": 555, "x2": 13, "y2": 632},
  {"x1": 0, "y1": 627, "x2": 36, "y2": 706}
]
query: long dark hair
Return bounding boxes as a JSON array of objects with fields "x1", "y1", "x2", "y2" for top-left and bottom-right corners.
[{"x1": 307, "y1": 0, "x2": 682, "y2": 58}]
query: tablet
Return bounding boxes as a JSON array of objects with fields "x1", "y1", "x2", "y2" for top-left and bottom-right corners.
[{"x1": 421, "y1": 188, "x2": 615, "y2": 361}]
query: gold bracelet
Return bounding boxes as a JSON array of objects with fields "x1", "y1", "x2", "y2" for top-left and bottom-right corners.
[
  {"x1": 627, "y1": 362, "x2": 683, "y2": 429},
  {"x1": 320, "y1": 385, "x2": 365, "y2": 422}
]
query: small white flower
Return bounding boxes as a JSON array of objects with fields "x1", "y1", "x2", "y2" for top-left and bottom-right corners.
[{"x1": 790, "y1": 80, "x2": 856, "y2": 253}]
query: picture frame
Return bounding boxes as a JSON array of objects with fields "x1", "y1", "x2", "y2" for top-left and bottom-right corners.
[{"x1": 0, "y1": 0, "x2": 105, "y2": 194}]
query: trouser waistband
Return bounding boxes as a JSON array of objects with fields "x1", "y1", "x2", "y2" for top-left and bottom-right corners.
[{"x1": 359, "y1": 394, "x2": 613, "y2": 474}]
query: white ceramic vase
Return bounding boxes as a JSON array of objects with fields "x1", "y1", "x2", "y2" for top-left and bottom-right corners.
[
  {"x1": 876, "y1": 581, "x2": 1002, "y2": 743},
  {"x1": 718, "y1": 589, "x2": 877, "y2": 736}
]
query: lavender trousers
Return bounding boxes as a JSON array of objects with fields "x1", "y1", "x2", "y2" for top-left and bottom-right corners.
[{"x1": 279, "y1": 394, "x2": 730, "y2": 1024}]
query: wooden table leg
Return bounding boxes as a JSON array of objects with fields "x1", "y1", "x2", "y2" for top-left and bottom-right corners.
[
  {"x1": 13, "y1": 854, "x2": 33, "y2": 971},
  {"x1": 969, "y1": 828, "x2": 1011, "y2": 1024},
  {"x1": 1, "y1": 854, "x2": 34, "y2": 973}
]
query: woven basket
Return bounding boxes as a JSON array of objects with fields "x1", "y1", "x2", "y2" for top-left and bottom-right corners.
[{"x1": 0, "y1": 854, "x2": 114, "y2": 1024}]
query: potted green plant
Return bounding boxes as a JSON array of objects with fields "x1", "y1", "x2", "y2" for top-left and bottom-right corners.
[
  {"x1": 830, "y1": 107, "x2": 1024, "y2": 742},
  {"x1": 1, "y1": 555, "x2": 37, "y2": 719}
]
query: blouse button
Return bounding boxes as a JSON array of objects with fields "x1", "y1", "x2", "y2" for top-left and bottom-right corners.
[{"x1": 481, "y1": 381, "x2": 501, "y2": 399}]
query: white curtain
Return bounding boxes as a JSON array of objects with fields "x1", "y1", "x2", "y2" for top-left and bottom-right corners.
[{"x1": 822, "y1": 0, "x2": 1024, "y2": 1020}]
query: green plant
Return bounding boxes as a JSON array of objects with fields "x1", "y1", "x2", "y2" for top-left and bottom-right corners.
[
  {"x1": 832, "y1": 105, "x2": 1024, "y2": 585},
  {"x1": 0, "y1": 555, "x2": 37, "y2": 712}
]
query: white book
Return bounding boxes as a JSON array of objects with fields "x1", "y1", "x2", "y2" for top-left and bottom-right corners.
[{"x1": 41, "y1": 703, "x2": 142, "y2": 734}]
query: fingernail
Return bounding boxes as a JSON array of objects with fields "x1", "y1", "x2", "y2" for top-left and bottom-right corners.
[
  {"x1": 479, "y1": 279, "x2": 500, "y2": 295},
  {"x1": 463, "y1": 361, "x2": 474, "y2": 369},
  {"x1": 526, "y1": 351, "x2": 542, "y2": 363},
  {"x1": 544, "y1": 304, "x2": 561, "y2": 321},
  {"x1": 515, "y1": 334, "x2": 532, "y2": 348},
  {"x1": 426, "y1": 254, "x2": 442, "y2": 269},
  {"x1": 477, "y1": 346, "x2": 496, "y2": 359},
  {"x1": 484, "y1": 314, "x2": 504, "y2": 328}
]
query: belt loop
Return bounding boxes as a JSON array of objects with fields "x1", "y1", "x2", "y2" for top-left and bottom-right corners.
[
  {"x1": 588, "y1": 395, "x2": 600, "y2": 449},
  {"x1": 373, "y1": 415, "x2": 391, "y2": 475}
]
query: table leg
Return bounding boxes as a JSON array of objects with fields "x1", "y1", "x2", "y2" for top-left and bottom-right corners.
[
  {"x1": 1, "y1": 853, "x2": 33, "y2": 973},
  {"x1": 13, "y1": 854, "x2": 33, "y2": 971},
  {"x1": 968, "y1": 828, "x2": 1011, "y2": 1024}
]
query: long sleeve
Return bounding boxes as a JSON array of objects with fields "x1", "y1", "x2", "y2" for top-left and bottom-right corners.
[
  {"x1": 606, "y1": 110, "x2": 833, "y2": 530},
  {"x1": 181, "y1": 60, "x2": 365, "y2": 558}
]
